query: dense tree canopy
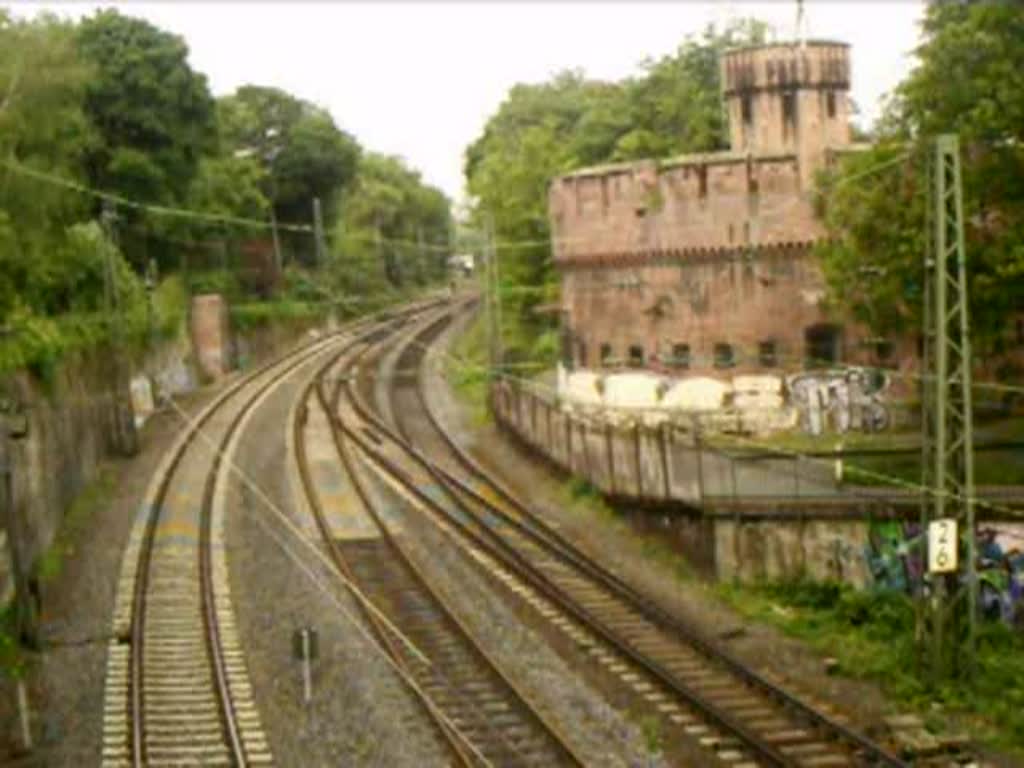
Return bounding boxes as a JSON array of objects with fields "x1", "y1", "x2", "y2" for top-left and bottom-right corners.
[
  {"x1": 76, "y1": 10, "x2": 216, "y2": 205},
  {"x1": 817, "y1": 1, "x2": 1024, "y2": 356},
  {"x1": 332, "y1": 153, "x2": 451, "y2": 293},
  {"x1": 218, "y1": 86, "x2": 361, "y2": 263},
  {"x1": 0, "y1": 12, "x2": 121, "y2": 321},
  {"x1": 0, "y1": 8, "x2": 450, "y2": 373}
]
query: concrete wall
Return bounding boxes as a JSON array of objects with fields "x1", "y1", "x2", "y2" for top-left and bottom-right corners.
[
  {"x1": 2, "y1": 349, "x2": 131, "y2": 593},
  {"x1": 493, "y1": 378, "x2": 901, "y2": 589},
  {"x1": 0, "y1": 300, "x2": 330, "y2": 606}
]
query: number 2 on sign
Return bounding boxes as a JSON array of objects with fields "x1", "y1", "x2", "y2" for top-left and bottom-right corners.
[{"x1": 928, "y1": 518, "x2": 958, "y2": 574}]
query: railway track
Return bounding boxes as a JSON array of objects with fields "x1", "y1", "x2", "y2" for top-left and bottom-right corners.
[
  {"x1": 292, "y1": 319, "x2": 583, "y2": 767},
  {"x1": 101, "y1": 304, "x2": 434, "y2": 767},
  {"x1": 338, "y1": 302, "x2": 909, "y2": 768}
]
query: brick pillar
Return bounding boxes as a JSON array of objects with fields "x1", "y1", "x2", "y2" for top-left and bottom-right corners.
[{"x1": 190, "y1": 294, "x2": 231, "y2": 381}]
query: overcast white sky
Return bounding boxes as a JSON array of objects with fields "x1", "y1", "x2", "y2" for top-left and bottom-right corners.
[{"x1": 17, "y1": 1, "x2": 926, "y2": 204}]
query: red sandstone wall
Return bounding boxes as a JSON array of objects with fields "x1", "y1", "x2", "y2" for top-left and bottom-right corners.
[
  {"x1": 550, "y1": 154, "x2": 823, "y2": 263},
  {"x1": 562, "y1": 248, "x2": 837, "y2": 375}
]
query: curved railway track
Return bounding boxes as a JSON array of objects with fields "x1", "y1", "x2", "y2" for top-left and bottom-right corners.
[
  {"x1": 101, "y1": 304, "x2": 434, "y2": 767},
  {"x1": 338, "y1": 301, "x2": 909, "y2": 768},
  {"x1": 292, "y1": 314, "x2": 584, "y2": 767}
]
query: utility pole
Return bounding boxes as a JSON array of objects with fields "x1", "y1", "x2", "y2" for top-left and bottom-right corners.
[
  {"x1": 374, "y1": 221, "x2": 386, "y2": 288},
  {"x1": 919, "y1": 133, "x2": 977, "y2": 683},
  {"x1": 489, "y1": 214, "x2": 503, "y2": 373},
  {"x1": 270, "y1": 204, "x2": 282, "y2": 276},
  {"x1": 416, "y1": 226, "x2": 425, "y2": 286},
  {"x1": 482, "y1": 213, "x2": 501, "y2": 378},
  {"x1": 100, "y1": 201, "x2": 137, "y2": 457},
  {"x1": 312, "y1": 197, "x2": 326, "y2": 270}
]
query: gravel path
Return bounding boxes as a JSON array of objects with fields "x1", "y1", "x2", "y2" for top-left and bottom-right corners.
[
  {"x1": 360, "y1": 464, "x2": 660, "y2": 767},
  {"x1": 227, "y1": 341, "x2": 448, "y2": 766}
]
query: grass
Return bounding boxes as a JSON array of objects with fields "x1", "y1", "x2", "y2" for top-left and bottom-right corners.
[
  {"x1": 716, "y1": 579, "x2": 1024, "y2": 753},
  {"x1": 557, "y1": 472, "x2": 1024, "y2": 753},
  {"x1": 711, "y1": 416, "x2": 1024, "y2": 487},
  {"x1": 444, "y1": 312, "x2": 491, "y2": 427},
  {"x1": 35, "y1": 467, "x2": 116, "y2": 587},
  {"x1": 229, "y1": 299, "x2": 329, "y2": 331}
]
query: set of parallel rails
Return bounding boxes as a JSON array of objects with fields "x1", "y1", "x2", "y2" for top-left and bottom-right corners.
[
  {"x1": 292, "y1": 317, "x2": 583, "y2": 767},
  {"x1": 340, "y1": 305, "x2": 907, "y2": 768},
  {"x1": 103, "y1": 303, "x2": 436, "y2": 767}
]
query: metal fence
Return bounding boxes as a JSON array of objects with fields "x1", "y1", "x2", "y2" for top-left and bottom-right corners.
[{"x1": 490, "y1": 378, "x2": 1024, "y2": 510}]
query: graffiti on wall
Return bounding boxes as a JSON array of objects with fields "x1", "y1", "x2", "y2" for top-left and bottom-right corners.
[
  {"x1": 865, "y1": 520, "x2": 1024, "y2": 625},
  {"x1": 788, "y1": 368, "x2": 890, "y2": 436}
]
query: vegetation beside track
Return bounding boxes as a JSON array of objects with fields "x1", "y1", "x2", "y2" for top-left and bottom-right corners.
[
  {"x1": 445, "y1": 312, "x2": 491, "y2": 426},
  {"x1": 716, "y1": 580, "x2": 1024, "y2": 754}
]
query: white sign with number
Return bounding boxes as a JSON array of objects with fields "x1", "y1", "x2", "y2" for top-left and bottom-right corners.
[{"x1": 928, "y1": 518, "x2": 958, "y2": 573}]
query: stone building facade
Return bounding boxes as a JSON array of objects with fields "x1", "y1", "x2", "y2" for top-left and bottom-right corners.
[{"x1": 551, "y1": 40, "x2": 877, "y2": 379}]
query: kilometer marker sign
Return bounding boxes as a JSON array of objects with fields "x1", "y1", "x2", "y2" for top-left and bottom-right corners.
[{"x1": 927, "y1": 518, "x2": 958, "y2": 574}]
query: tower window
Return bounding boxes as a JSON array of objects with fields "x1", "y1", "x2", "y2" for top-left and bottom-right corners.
[
  {"x1": 697, "y1": 165, "x2": 708, "y2": 199},
  {"x1": 671, "y1": 343, "x2": 691, "y2": 369},
  {"x1": 714, "y1": 343, "x2": 735, "y2": 369},
  {"x1": 758, "y1": 340, "x2": 778, "y2": 368},
  {"x1": 826, "y1": 90, "x2": 836, "y2": 118},
  {"x1": 600, "y1": 343, "x2": 613, "y2": 366},
  {"x1": 628, "y1": 345, "x2": 645, "y2": 368},
  {"x1": 782, "y1": 90, "x2": 797, "y2": 124},
  {"x1": 741, "y1": 93, "x2": 753, "y2": 126}
]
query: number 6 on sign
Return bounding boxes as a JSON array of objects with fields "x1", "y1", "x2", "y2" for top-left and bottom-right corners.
[{"x1": 928, "y1": 518, "x2": 958, "y2": 574}]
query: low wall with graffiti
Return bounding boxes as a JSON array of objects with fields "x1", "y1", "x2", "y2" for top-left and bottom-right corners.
[
  {"x1": 494, "y1": 377, "x2": 1023, "y2": 627},
  {"x1": 865, "y1": 519, "x2": 1024, "y2": 626},
  {"x1": 556, "y1": 364, "x2": 911, "y2": 435}
]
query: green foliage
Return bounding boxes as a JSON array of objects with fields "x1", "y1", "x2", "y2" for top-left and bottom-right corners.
[
  {"x1": 719, "y1": 578, "x2": 1024, "y2": 750},
  {"x1": 218, "y1": 85, "x2": 361, "y2": 264},
  {"x1": 818, "y1": 2, "x2": 1024, "y2": 354},
  {"x1": 445, "y1": 313, "x2": 490, "y2": 425},
  {"x1": 332, "y1": 152, "x2": 451, "y2": 294},
  {"x1": 76, "y1": 10, "x2": 215, "y2": 205},
  {"x1": 0, "y1": 8, "x2": 447, "y2": 384},
  {"x1": 0, "y1": 604, "x2": 27, "y2": 680},
  {"x1": 229, "y1": 299, "x2": 326, "y2": 331},
  {"x1": 76, "y1": 10, "x2": 217, "y2": 273}
]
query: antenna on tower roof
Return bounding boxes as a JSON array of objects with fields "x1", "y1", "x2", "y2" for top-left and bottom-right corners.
[{"x1": 796, "y1": 0, "x2": 808, "y2": 50}]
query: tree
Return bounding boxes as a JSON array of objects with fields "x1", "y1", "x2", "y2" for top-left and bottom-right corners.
[
  {"x1": 76, "y1": 10, "x2": 216, "y2": 203},
  {"x1": 75, "y1": 10, "x2": 217, "y2": 270},
  {"x1": 817, "y1": 1, "x2": 1024, "y2": 355},
  {"x1": 0, "y1": 12, "x2": 105, "y2": 321},
  {"x1": 218, "y1": 86, "x2": 361, "y2": 264},
  {"x1": 613, "y1": 20, "x2": 768, "y2": 161},
  {"x1": 332, "y1": 153, "x2": 450, "y2": 294}
]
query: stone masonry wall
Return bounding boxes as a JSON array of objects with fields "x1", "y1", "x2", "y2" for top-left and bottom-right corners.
[
  {"x1": 0, "y1": 303, "x2": 330, "y2": 607},
  {"x1": 562, "y1": 245, "x2": 846, "y2": 374},
  {"x1": 551, "y1": 154, "x2": 819, "y2": 262}
]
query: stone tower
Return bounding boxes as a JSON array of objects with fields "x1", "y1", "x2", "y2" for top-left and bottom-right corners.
[{"x1": 721, "y1": 41, "x2": 852, "y2": 185}]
